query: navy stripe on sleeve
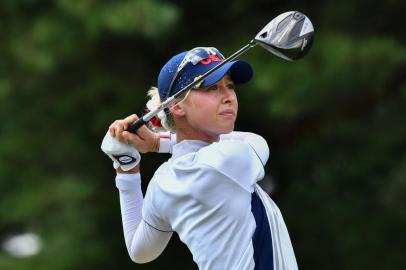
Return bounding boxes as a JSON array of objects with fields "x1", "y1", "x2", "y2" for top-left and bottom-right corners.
[{"x1": 251, "y1": 192, "x2": 274, "y2": 270}]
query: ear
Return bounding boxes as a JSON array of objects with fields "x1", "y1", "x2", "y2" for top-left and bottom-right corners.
[{"x1": 169, "y1": 102, "x2": 186, "y2": 117}]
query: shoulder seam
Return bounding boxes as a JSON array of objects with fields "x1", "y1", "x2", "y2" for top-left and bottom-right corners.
[{"x1": 246, "y1": 142, "x2": 266, "y2": 167}]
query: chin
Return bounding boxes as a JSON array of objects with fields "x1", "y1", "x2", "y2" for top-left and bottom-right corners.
[{"x1": 220, "y1": 125, "x2": 234, "y2": 134}]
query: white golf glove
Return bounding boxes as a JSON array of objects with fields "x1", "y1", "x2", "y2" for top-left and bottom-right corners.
[{"x1": 101, "y1": 131, "x2": 141, "y2": 171}]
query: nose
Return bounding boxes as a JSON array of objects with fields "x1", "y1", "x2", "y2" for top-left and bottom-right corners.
[
  {"x1": 217, "y1": 82, "x2": 235, "y2": 103},
  {"x1": 222, "y1": 87, "x2": 236, "y2": 104}
]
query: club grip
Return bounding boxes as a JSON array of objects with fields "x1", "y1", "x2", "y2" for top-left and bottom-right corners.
[{"x1": 127, "y1": 118, "x2": 146, "y2": 133}]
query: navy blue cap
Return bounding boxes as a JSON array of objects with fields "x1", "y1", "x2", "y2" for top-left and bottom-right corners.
[{"x1": 157, "y1": 48, "x2": 253, "y2": 101}]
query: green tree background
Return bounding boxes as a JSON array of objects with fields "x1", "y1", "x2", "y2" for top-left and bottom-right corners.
[{"x1": 0, "y1": 0, "x2": 405, "y2": 269}]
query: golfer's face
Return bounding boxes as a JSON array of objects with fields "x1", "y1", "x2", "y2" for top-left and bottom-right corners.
[{"x1": 182, "y1": 75, "x2": 238, "y2": 140}]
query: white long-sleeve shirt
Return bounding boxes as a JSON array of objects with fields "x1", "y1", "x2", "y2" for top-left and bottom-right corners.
[{"x1": 115, "y1": 132, "x2": 297, "y2": 269}]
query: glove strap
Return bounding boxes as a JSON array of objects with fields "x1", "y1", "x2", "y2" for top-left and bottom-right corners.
[{"x1": 112, "y1": 154, "x2": 139, "y2": 165}]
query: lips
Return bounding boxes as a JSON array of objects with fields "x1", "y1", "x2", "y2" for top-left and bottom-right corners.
[{"x1": 219, "y1": 109, "x2": 236, "y2": 117}]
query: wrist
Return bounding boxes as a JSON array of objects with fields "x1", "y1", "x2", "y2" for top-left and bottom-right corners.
[
  {"x1": 152, "y1": 132, "x2": 160, "y2": 153},
  {"x1": 116, "y1": 163, "x2": 140, "y2": 174}
]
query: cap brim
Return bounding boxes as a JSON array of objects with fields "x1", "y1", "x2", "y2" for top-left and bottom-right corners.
[{"x1": 201, "y1": 60, "x2": 253, "y2": 88}]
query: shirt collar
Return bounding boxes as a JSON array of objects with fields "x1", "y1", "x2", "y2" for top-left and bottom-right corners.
[{"x1": 171, "y1": 140, "x2": 210, "y2": 159}]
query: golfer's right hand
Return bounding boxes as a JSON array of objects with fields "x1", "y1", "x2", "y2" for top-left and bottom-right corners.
[{"x1": 108, "y1": 114, "x2": 160, "y2": 154}]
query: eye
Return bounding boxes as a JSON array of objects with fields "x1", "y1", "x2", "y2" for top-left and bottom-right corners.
[
  {"x1": 227, "y1": 83, "x2": 235, "y2": 90},
  {"x1": 207, "y1": 85, "x2": 218, "y2": 91}
]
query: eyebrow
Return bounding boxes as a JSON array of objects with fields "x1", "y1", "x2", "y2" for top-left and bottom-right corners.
[
  {"x1": 223, "y1": 76, "x2": 234, "y2": 83},
  {"x1": 226, "y1": 80, "x2": 235, "y2": 86}
]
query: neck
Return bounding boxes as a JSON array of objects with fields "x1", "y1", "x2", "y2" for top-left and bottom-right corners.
[{"x1": 175, "y1": 126, "x2": 220, "y2": 144}]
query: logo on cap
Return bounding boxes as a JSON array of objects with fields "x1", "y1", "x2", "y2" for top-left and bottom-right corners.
[{"x1": 200, "y1": 54, "x2": 223, "y2": 65}]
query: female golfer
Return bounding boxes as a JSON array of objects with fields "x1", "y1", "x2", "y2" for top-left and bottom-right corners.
[{"x1": 104, "y1": 47, "x2": 298, "y2": 269}]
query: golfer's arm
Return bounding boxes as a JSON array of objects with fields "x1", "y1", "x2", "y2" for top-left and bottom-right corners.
[
  {"x1": 129, "y1": 220, "x2": 172, "y2": 263},
  {"x1": 115, "y1": 173, "x2": 172, "y2": 263}
]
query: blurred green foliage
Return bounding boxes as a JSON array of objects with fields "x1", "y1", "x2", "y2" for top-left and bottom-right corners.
[{"x1": 0, "y1": 0, "x2": 405, "y2": 269}]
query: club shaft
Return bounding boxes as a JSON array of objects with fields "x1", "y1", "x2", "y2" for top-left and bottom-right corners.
[{"x1": 127, "y1": 40, "x2": 257, "y2": 133}]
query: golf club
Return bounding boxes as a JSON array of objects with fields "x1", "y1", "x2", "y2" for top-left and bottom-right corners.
[{"x1": 127, "y1": 11, "x2": 314, "y2": 133}]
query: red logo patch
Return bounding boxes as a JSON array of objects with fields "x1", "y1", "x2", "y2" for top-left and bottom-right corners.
[{"x1": 200, "y1": 54, "x2": 222, "y2": 65}]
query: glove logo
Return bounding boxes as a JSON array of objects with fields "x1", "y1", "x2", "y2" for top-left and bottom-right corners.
[{"x1": 113, "y1": 155, "x2": 137, "y2": 165}]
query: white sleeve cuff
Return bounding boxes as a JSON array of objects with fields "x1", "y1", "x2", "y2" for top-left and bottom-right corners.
[{"x1": 158, "y1": 132, "x2": 177, "y2": 154}]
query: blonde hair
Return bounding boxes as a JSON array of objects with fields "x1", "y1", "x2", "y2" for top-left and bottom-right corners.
[
  {"x1": 146, "y1": 87, "x2": 176, "y2": 132},
  {"x1": 146, "y1": 85, "x2": 193, "y2": 133}
]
